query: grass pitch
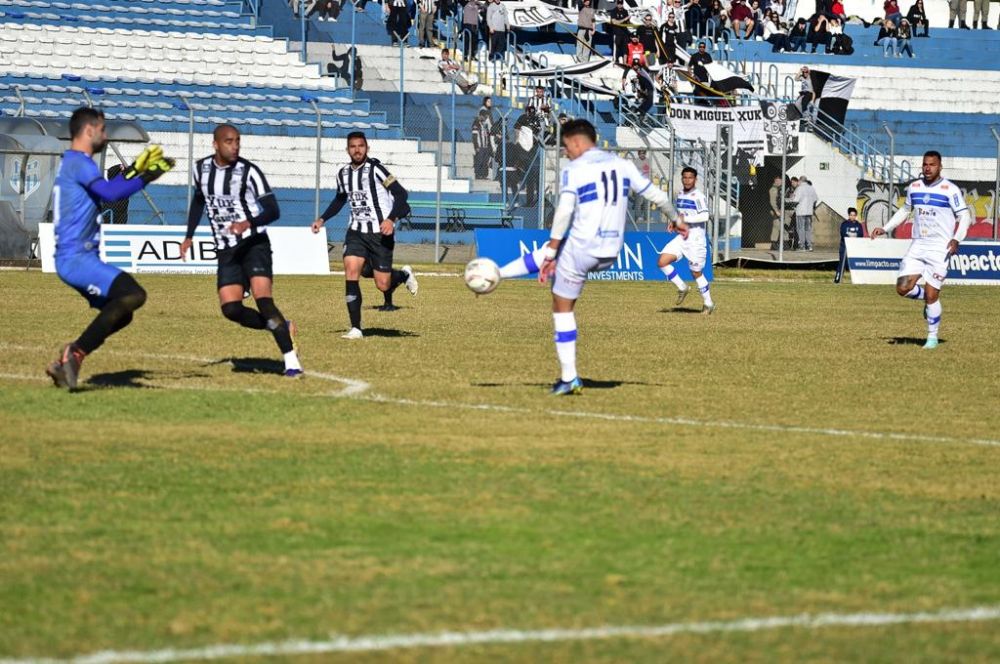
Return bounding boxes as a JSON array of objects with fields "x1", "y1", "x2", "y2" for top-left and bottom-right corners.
[{"x1": 1, "y1": 268, "x2": 999, "y2": 662}]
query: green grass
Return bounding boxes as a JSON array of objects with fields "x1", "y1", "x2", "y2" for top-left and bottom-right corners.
[{"x1": 2, "y1": 269, "x2": 999, "y2": 662}]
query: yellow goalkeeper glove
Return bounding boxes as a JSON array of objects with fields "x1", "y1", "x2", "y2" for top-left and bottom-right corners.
[
  {"x1": 124, "y1": 145, "x2": 164, "y2": 179},
  {"x1": 138, "y1": 157, "x2": 175, "y2": 185}
]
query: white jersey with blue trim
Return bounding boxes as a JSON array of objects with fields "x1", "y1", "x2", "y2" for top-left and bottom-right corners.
[
  {"x1": 675, "y1": 187, "x2": 710, "y2": 226},
  {"x1": 902, "y1": 177, "x2": 967, "y2": 243},
  {"x1": 560, "y1": 148, "x2": 651, "y2": 257}
]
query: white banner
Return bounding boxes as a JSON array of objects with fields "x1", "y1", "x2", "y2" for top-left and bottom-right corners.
[
  {"x1": 665, "y1": 103, "x2": 765, "y2": 148},
  {"x1": 503, "y1": 1, "x2": 650, "y2": 28},
  {"x1": 845, "y1": 238, "x2": 1000, "y2": 285},
  {"x1": 39, "y1": 224, "x2": 330, "y2": 275}
]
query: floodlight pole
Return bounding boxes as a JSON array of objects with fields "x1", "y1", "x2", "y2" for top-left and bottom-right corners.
[
  {"x1": 779, "y1": 120, "x2": 787, "y2": 263},
  {"x1": 303, "y1": 95, "x2": 323, "y2": 220},
  {"x1": 433, "y1": 104, "x2": 444, "y2": 263},
  {"x1": 177, "y1": 94, "x2": 194, "y2": 214},
  {"x1": 884, "y1": 122, "x2": 895, "y2": 235}
]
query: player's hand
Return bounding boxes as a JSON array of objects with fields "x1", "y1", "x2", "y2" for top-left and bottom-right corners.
[
  {"x1": 179, "y1": 238, "x2": 193, "y2": 262},
  {"x1": 124, "y1": 145, "x2": 163, "y2": 179},
  {"x1": 947, "y1": 239, "x2": 959, "y2": 257},
  {"x1": 311, "y1": 218, "x2": 325, "y2": 234},
  {"x1": 138, "y1": 157, "x2": 176, "y2": 185},
  {"x1": 538, "y1": 258, "x2": 556, "y2": 284},
  {"x1": 871, "y1": 227, "x2": 886, "y2": 239},
  {"x1": 380, "y1": 219, "x2": 395, "y2": 235},
  {"x1": 230, "y1": 220, "x2": 251, "y2": 237}
]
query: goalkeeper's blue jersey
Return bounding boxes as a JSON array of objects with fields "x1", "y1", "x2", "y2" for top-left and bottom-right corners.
[{"x1": 53, "y1": 150, "x2": 104, "y2": 259}]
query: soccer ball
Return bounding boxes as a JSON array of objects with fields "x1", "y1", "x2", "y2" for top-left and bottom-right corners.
[{"x1": 464, "y1": 257, "x2": 501, "y2": 295}]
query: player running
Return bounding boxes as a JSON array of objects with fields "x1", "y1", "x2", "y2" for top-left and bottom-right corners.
[
  {"x1": 180, "y1": 124, "x2": 303, "y2": 377},
  {"x1": 657, "y1": 166, "x2": 715, "y2": 314},
  {"x1": 871, "y1": 150, "x2": 971, "y2": 349},
  {"x1": 46, "y1": 107, "x2": 174, "y2": 390},
  {"x1": 496, "y1": 119, "x2": 681, "y2": 395}
]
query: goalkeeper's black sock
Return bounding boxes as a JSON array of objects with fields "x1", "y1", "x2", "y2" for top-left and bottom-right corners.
[
  {"x1": 345, "y1": 280, "x2": 362, "y2": 329},
  {"x1": 75, "y1": 274, "x2": 147, "y2": 354}
]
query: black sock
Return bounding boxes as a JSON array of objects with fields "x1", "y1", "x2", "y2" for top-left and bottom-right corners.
[
  {"x1": 390, "y1": 269, "x2": 407, "y2": 289},
  {"x1": 346, "y1": 280, "x2": 362, "y2": 329},
  {"x1": 221, "y1": 301, "x2": 268, "y2": 330},
  {"x1": 256, "y1": 297, "x2": 293, "y2": 354},
  {"x1": 75, "y1": 274, "x2": 146, "y2": 354}
]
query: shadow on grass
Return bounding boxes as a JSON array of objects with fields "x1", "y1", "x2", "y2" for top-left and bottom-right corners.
[
  {"x1": 211, "y1": 357, "x2": 285, "y2": 375},
  {"x1": 658, "y1": 307, "x2": 706, "y2": 315},
  {"x1": 472, "y1": 378, "x2": 656, "y2": 390},
  {"x1": 886, "y1": 336, "x2": 945, "y2": 346},
  {"x1": 351, "y1": 328, "x2": 419, "y2": 338},
  {"x1": 85, "y1": 369, "x2": 158, "y2": 389}
]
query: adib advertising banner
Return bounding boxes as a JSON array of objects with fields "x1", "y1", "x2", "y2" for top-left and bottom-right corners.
[
  {"x1": 845, "y1": 238, "x2": 1000, "y2": 285},
  {"x1": 38, "y1": 224, "x2": 330, "y2": 275},
  {"x1": 474, "y1": 229, "x2": 713, "y2": 282}
]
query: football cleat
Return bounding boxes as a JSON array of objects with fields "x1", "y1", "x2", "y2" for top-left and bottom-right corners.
[
  {"x1": 402, "y1": 265, "x2": 418, "y2": 296},
  {"x1": 46, "y1": 343, "x2": 85, "y2": 390},
  {"x1": 342, "y1": 327, "x2": 364, "y2": 340},
  {"x1": 550, "y1": 376, "x2": 583, "y2": 396},
  {"x1": 702, "y1": 302, "x2": 716, "y2": 315},
  {"x1": 923, "y1": 335, "x2": 939, "y2": 350},
  {"x1": 675, "y1": 286, "x2": 690, "y2": 306},
  {"x1": 283, "y1": 368, "x2": 304, "y2": 378}
]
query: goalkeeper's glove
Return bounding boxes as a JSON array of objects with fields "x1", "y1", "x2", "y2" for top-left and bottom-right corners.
[
  {"x1": 124, "y1": 145, "x2": 164, "y2": 179},
  {"x1": 138, "y1": 157, "x2": 176, "y2": 185}
]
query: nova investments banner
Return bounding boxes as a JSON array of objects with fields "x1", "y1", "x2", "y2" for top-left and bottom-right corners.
[
  {"x1": 844, "y1": 238, "x2": 1000, "y2": 285},
  {"x1": 38, "y1": 225, "x2": 331, "y2": 275},
  {"x1": 474, "y1": 229, "x2": 713, "y2": 282}
]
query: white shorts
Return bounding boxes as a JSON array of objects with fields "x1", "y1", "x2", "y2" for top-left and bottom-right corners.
[
  {"x1": 898, "y1": 241, "x2": 948, "y2": 290},
  {"x1": 552, "y1": 243, "x2": 615, "y2": 300},
  {"x1": 661, "y1": 227, "x2": 707, "y2": 273}
]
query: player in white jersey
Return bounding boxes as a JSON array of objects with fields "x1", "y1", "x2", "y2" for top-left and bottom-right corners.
[
  {"x1": 871, "y1": 150, "x2": 971, "y2": 349},
  {"x1": 494, "y1": 119, "x2": 681, "y2": 395},
  {"x1": 657, "y1": 167, "x2": 715, "y2": 314}
]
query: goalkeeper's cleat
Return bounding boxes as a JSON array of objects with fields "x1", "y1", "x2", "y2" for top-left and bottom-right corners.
[
  {"x1": 139, "y1": 157, "x2": 175, "y2": 185},
  {"x1": 550, "y1": 376, "x2": 583, "y2": 396},
  {"x1": 283, "y1": 368, "x2": 304, "y2": 379},
  {"x1": 45, "y1": 343, "x2": 85, "y2": 390},
  {"x1": 402, "y1": 265, "x2": 418, "y2": 296},
  {"x1": 675, "y1": 285, "x2": 690, "y2": 306},
  {"x1": 923, "y1": 335, "x2": 939, "y2": 350},
  {"x1": 702, "y1": 302, "x2": 716, "y2": 315},
  {"x1": 124, "y1": 144, "x2": 163, "y2": 179}
]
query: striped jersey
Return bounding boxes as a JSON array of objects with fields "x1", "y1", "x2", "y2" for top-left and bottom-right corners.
[
  {"x1": 193, "y1": 155, "x2": 273, "y2": 250},
  {"x1": 337, "y1": 158, "x2": 398, "y2": 233},
  {"x1": 901, "y1": 177, "x2": 968, "y2": 243},
  {"x1": 676, "y1": 187, "x2": 710, "y2": 226}
]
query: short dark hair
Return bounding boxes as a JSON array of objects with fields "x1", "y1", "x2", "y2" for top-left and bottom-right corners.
[
  {"x1": 69, "y1": 107, "x2": 104, "y2": 139},
  {"x1": 347, "y1": 131, "x2": 367, "y2": 143},
  {"x1": 561, "y1": 118, "x2": 597, "y2": 143},
  {"x1": 682, "y1": 166, "x2": 697, "y2": 177},
  {"x1": 213, "y1": 123, "x2": 239, "y2": 141},
  {"x1": 923, "y1": 150, "x2": 942, "y2": 161},
  {"x1": 848, "y1": 207, "x2": 858, "y2": 215}
]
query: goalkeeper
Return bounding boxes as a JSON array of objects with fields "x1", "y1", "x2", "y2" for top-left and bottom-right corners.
[{"x1": 45, "y1": 107, "x2": 174, "y2": 390}]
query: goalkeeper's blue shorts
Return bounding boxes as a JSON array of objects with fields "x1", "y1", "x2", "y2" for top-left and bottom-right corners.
[{"x1": 56, "y1": 251, "x2": 123, "y2": 309}]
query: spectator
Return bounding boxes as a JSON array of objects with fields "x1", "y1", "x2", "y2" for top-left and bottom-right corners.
[
  {"x1": 763, "y1": 12, "x2": 789, "y2": 52},
  {"x1": 416, "y1": 0, "x2": 436, "y2": 47},
  {"x1": 906, "y1": 0, "x2": 930, "y2": 35},
  {"x1": 786, "y1": 176, "x2": 800, "y2": 248},
  {"x1": 705, "y1": 0, "x2": 727, "y2": 38},
  {"x1": 688, "y1": 41, "x2": 713, "y2": 84},
  {"x1": 897, "y1": 18, "x2": 915, "y2": 56},
  {"x1": 749, "y1": 0, "x2": 765, "y2": 36},
  {"x1": 729, "y1": 0, "x2": 755, "y2": 39},
  {"x1": 830, "y1": 19, "x2": 854, "y2": 54},
  {"x1": 875, "y1": 19, "x2": 899, "y2": 56},
  {"x1": 462, "y1": 0, "x2": 480, "y2": 58},
  {"x1": 794, "y1": 66, "x2": 815, "y2": 123},
  {"x1": 510, "y1": 125, "x2": 538, "y2": 204},
  {"x1": 683, "y1": 0, "x2": 706, "y2": 37},
  {"x1": 621, "y1": 60, "x2": 656, "y2": 122},
  {"x1": 437, "y1": 48, "x2": 478, "y2": 93},
  {"x1": 609, "y1": 0, "x2": 631, "y2": 63},
  {"x1": 515, "y1": 105, "x2": 543, "y2": 136},
  {"x1": 971, "y1": 0, "x2": 989, "y2": 28},
  {"x1": 385, "y1": 0, "x2": 411, "y2": 45},
  {"x1": 768, "y1": 175, "x2": 793, "y2": 250},
  {"x1": 807, "y1": 14, "x2": 832, "y2": 53},
  {"x1": 884, "y1": 0, "x2": 903, "y2": 26},
  {"x1": 949, "y1": 0, "x2": 969, "y2": 29},
  {"x1": 576, "y1": 0, "x2": 596, "y2": 62},
  {"x1": 835, "y1": 207, "x2": 864, "y2": 282},
  {"x1": 829, "y1": 0, "x2": 846, "y2": 20},
  {"x1": 661, "y1": 13, "x2": 690, "y2": 58},
  {"x1": 637, "y1": 14, "x2": 658, "y2": 64},
  {"x1": 472, "y1": 109, "x2": 494, "y2": 178},
  {"x1": 486, "y1": 0, "x2": 510, "y2": 61},
  {"x1": 525, "y1": 85, "x2": 553, "y2": 120},
  {"x1": 788, "y1": 17, "x2": 808, "y2": 52},
  {"x1": 791, "y1": 176, "x2": 818, "y2": 251},
  {"x1": 770, "y1": 0, "x2": 785, "y2": 17},
  {"x1": 626, "y1": 32, "x2": 645, "y2": 64}
]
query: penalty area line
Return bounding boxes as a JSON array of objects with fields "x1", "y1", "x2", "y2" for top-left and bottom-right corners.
[{"x1": 2, "y1": 605, "x2": 999, "y2": 663}]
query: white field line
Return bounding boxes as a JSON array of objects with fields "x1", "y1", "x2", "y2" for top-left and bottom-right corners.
[
  {"x1": 3, "y1": 344, "x2": 999, "y2": 448},
  {"x1": 2, "y1": 605, "x2": 999, "y2": 664}
]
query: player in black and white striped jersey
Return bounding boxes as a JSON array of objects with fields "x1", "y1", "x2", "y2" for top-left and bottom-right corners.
[
  {"x1": 312, "y1": 131, "x2": 416, "y2": 339},
  {"x1": 181, "y1": 124, "x2": 303, "y2": 377}
]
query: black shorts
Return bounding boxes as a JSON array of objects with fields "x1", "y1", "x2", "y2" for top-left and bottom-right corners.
[
  {"x1": 217, "y1": 234, "x2": 273, "y2": 290},
  {"x1": 343, "y1": 228, "x2": 394, "y2": 272}
]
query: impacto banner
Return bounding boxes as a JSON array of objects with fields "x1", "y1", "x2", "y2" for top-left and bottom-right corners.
[
  {"x1": 665, "y1": 103, "x2": 765, "y2": 149},
  {"x1": 845, "y1": 238, "x2": 1000, "y2": 285},
  {"x1": 38, "y1": 224, "x2": 330, "y2": 275},
  {"x1": 474, "y1": 229, "x2": 713, "y2": 282}
]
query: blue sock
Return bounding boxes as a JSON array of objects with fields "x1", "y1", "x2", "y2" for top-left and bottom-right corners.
[{"x1": 500, "y1": 247, "x2": 546, "y2": 278}]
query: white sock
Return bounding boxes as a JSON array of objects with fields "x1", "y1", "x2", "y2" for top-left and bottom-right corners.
[
  {"x1": 660, "y1": 264, "x2": 688, "y2": 290},
  {"x1": 552, "y1": 311, "x2": 577, "y2": 382},
  {"x1": 925, "y1": 300, "x2": 942, "y2": 336},
  {"x1": 283, "y1": 350, "x2": 302, "y2": 371},
  {"x1": 695, "y1": 275, "x2": 713, "y2": 305},
  {"x1": 500, "y1": 247, "x2": 547, "y2": 278},
  {"x1": 904, "y1": 285, "x2": 925, "y2": 300}
]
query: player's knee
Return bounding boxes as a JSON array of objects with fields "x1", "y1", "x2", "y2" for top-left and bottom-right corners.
[
  {"x1": 124, "y1": 286, "x2": 147, "y2": 311},
  {"x1": 894, "y1": 283, "x2": 911, "y2": 297},
  {"x1": 221, "y1": 301, "x2": 245, "y2": 322}
]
